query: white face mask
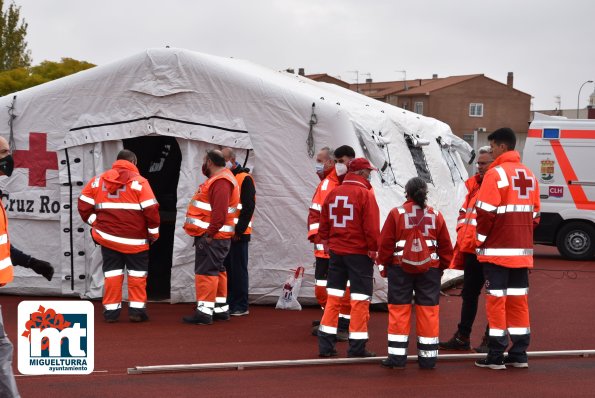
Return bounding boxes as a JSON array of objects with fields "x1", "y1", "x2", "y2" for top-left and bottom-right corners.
[
  {"x1": 335, "y1": 163, "x2": 348, "y2": 176},
  {"x1": 225, "y1": 161, "x2": 234, "y2": 169}
]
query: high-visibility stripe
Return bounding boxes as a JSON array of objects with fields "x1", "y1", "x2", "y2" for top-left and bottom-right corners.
[
  {"x1": 315, "y1": 244, "x2": 325, "y2": 251},
  {"x1": 477, "y1": 248, "x2": 533, "y2": 256},
  {"x1": 349, "y1": 332, "x2": 369, "y2": 340},
  {"x1": 495, "y1": 166, "x2": 509, "y2": 188},
  {"x1": 127, "y1": 270, "x2": 147, "y2": 278},
  {"x1": 496, "y1": 204, "x2": 534, "y2": 214},
  {"x1": 351, "y1": 293, "x2": 371, "y2": 301},
  {"x1": 489, "y1": 328, "x2": 507, "y2": 337},
  {"x1": 215, "y1": 297, "x2": 227, "y2": 304},
  {"x1": 140, "y1": 198, "x2": 158, "y2": 209},
  {"x1": 395, "y1": 239, "x2": 436, "y2": 248},
  {"x1": 418, "y1": 350, "x2": 438, "y2": 358},
  {"x1": 96, "y1": 229, "x2": 148, "y2": 246},
  {"x1": 91, "y1": 177, "x2": 100, "y2": 189},
  {"x1": 79, "y1": 194, "x2": 95, "y2": 205},
  {"x1": 508, "y1": 327, "x2": 531, "y2": 335},
  {"x1": 388, "y1": 347, "x2": 407, "y2": 355},
  {"x1": 87, "y1": 214, "x2": 97, "y2": 225},
  {"x1": 321, "y1": 179, "x2": 329, "y2": 191},
  {"x1": 233, "y1": 218, "x2": 252, "y2": 227},
  {"x1": 388, "y1": 334, "x2": 409, "y2": 342},
  {"x1": 346, "y1": 280, "x2": 351, "y2": 287},
  {"x1": 309, "y1": 223, "x2": 320, "y2": 231},
  {"x1": 197, "y1": 301, "x2": 215, "y2": 308},
  {"x1": 197, "y1": 306, "x2": 213, "y2": 315},
  {"x1": 418, "y1": 336, "x2": 439, "y2": 345},
  {"x1": 129, "y1": 301, "x2": 146, "y2": 309},
  {"x1": 533, "y1": 211, "x2": 540, "y2": 219},
  {"x1": 104, "y1": 303, "x2": 121, "y2": 311},
  {"x1": 0, "y1": 257, "x2": 13, "y2": 270},
  {"x1": 487, "y1": 289, "x2": 506, "y2": 297},
  {"x1": 185, "y1": 217, "x2": 235, "y2": 233},
  {"x1": 401, "y1": 253, "x2": 438, "y2": 266},
  {"x1": 213, "y1": 305, "x2": 229, "y2": 313},
  {"x1": 148, "y1": 227, "x2": 159, "y2": 234},
  {"x1": 397, "y1": 207, "x2": 405, "y2": 214},
  {"x1": 477, "y1": 233, "x2": 487, "y2": 242},
  {"x1": 131, "y1": 180, "x2": 143, "y2": 191},
  {"x1": 96, "y1": 202, "x2": 142, "y2": 210},
  {"x1": 104, "y1": 269, "x2": 124, "y2": 278},
  {"x1": 338, "y1": 313, "x2": 351, "y2": 320},
  {"x1": 190, "y1": 200, "x2": 236, "y2": 213},
  {"x1": 237, "y1": 204, "x2": 243, "y2": 210},
  {"x1": 507, "y1": 287, "x2": 529, "y2": 296},
  {"x1": 315, "y1": 279, "x2": 327, "y2": 287},
  {"x1": 459, "y1": 218, "x2": 477, "y2": 226},
  {"x1": 476, "y1": 200, "x2": 497, "y2": 212},
  {"x1": 460, "y1": 207, "x2": 466, "y2": 213},
  {"x1": 319, "y1": 325, "x2": 337, "y2": 334},
  {"x1": 327, "y1": 288, "x2": 345, "y2": 297},
  {"x1": 0, "y1": 234, "x2": 8, "y2": 245},
  {"x1": 310, "y1": 203, "x2": 322, "y2": 211}
]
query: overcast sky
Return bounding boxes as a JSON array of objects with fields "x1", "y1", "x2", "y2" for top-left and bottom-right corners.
[{"x1": 15, "y1": 0, "x2": 595, "y2": 110}]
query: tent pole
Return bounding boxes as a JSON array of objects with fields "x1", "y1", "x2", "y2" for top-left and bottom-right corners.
[{"x1": 127, "y1": 349, "x2": 595, "y2": 375}]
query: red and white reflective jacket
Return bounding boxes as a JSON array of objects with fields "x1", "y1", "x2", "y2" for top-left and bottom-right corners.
[
  {"x1": 378, "y1": 200, "x2": 453, "y2": 270},
  {"x1": 450, "y1": 174, "x2": 481, "y2": 269},
  {"x1": 319, "y1": 172, "x2": 380, "y2": 256},
  {"x1": 475, "y1": 151, "x2": 541, "y2": 268},
  {"x1": 307, "y1": 168, "x2": 340, "y2": 258},
  {"x1": 78, "y1": 160, "x2": 160, "y2": 254},
  {"x1": 0, "y1": 204, "x2": 13, "y2": 285}
]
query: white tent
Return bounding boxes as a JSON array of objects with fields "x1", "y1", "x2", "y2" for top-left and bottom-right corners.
[{"x1": 0, "y1": 48, "x2": 470, "y2": 304}]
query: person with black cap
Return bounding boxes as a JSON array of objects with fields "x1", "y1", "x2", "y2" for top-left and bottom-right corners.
[{"x1": 317, "y1": 157, "x2": 380, "y2": 358}]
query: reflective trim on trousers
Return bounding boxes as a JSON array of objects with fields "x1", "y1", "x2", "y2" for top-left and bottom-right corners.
[
  {"x1": 309, "y1": 223, "x2": 320, "y2": 231},
  {"x1": 140, "y1": 198, "x2": 158, "y2": 209},
  {"x1": 95, "y1": 229, "x2": 148, "y2": 246},
  {"x1": 338, "y1": 314, "x2": 351, "y2": 320},
  {"x1": 319, "y1": 324, "x2": 337, "y2": 335},
  {"x1": 418, "y1": 336, "x2": 439, "y2": 345},
  {"x1": 351, "y1": 293, "x2": 371, "y2": 301},
  {"x1": 310, "y1": 203, "x2": 322, "y2": 211},
  {"x1": 327, "y1": 288, "x2": 345, "y2": 297},
  {"x1": 214, "y1": 305, "x2": 230, "y2": 313},
  {"x1": 129, "y1": 301, "x2": 146, "y2": 309},
  {"x1": 197, "y1": 301, "x2": 215, "y2": 315},
  {"x1": 215, "y1": 297, "x2": 227, "y2": 304},
  {"x1": 477, "y1": 248, "x2": 533, "y2": 256},
  {"x1": 104, "y1": 303, "x2": 121, "y2": 311},
  {"x1": 0, "y1": 256, "x2": 12, "y2": 270},
  {"x1": 128, "y1": 270, "x2": 147, "y2": 278},
  {"x1": 508, "y1": 327, "x2": 531, "y2": 335},
  {"x1": 489, "y1": 328, "x2": 507, "y2": 337},
  {"x1": 388, "y1": 334, "x2": 409, "y2": 343},
  {"x1": 388, "y1": 347, "x2": 407, "y2": 356},
  {"x1": 418, "y1": 350, "x2": 438, "y2": 358},
  {"x1": 184, "y1": 217, "x2": 235, "y2": 233},
  {"x1": 476, "y1": 200, "x2": 497, "y2": 212},
  {"x1": 79, "y1": 194, "x2": 95, "y2": 205},
  {"x1": 349, "y1": 332, "x2": 369, "y2": 340},
  {"x1": 96, "y1": 202, "x2": 142, "y2": 210},
  {"x1": 104, "y1": 269, "x2": 124, "y2": 278},
  {"x1": 487, "y1": 289, "x2": 506, "y2": 297},
  {"x1": 148, "y1": 227, "x2": 159, "y2": 234},
  {"x1": 507, "y1": 287, "x2": 529, "y2": 296},
  {"x1": 315, "y1": 279, "x2": 327, "y2": 287},
  {"x1": 496, "y1": 204, "x2": 534, "y2": 214}
]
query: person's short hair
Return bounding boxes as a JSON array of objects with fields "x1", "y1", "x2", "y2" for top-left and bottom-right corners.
[
  {"x1": 478, "y1": 145, "x2": 492, "y2": 155},
  {"x1": 334, "y1": 145, "x2": 355, "y2": 159},
  {"x1": 223, "y1": 147, "x2": 236, "y2": 161},
  {"x1": 487, "y1": 128, "x2": 516, "y2": 150},
  {"x1": 117, "y1": 149, "x2": 137, "y2": 163},
  {"x1": 320, "y1": 146, "x2": 334, "y2": 159},
  {"x1": 207, "y1": 149, "x2": 226, "y2": 167}
]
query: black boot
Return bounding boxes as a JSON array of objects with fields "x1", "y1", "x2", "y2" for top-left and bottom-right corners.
[
  {"x1": 183, "y1": 310, "x2": 213, "y2": 325},
  {"x1": 318, "y1": 330, "x2": 338, "y2": 357},
  {"x1": 347, "y1": 339, "x2": 376, "y2": 358},
  {"x1": 439, "y1": 331, "x2": 470, "y2": 350}
]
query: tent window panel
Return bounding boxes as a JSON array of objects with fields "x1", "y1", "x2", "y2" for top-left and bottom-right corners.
[{"x1": 405, "y1": 135, "x2": 433, "y2": 184}]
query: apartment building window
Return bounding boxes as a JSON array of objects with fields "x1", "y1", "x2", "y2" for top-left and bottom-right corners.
[
  {"x1": 414, "y1": 101, "x2": 423, "y2": 115},
  {"x1": 469, "y1": 103, "x2": 484, "y2": 117}
]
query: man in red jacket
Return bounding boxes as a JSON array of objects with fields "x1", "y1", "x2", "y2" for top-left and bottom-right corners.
[
  {"x1": 78, "y1": 149, "x2": 160, "y2": 323},
  {"x1": 317, "y1": 158, "x2": 380, "y2": 358},
  {"x1": 440, "y1": 146, "x2": 493, "y2": 352},
  {"x1": 474, "y1": 128, "x2": 540, "y2": 370}
]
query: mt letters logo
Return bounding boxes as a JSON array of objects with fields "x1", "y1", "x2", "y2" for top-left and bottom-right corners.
[{"x1": 18, "y1": 301, "x2": 94, "y2": 375}]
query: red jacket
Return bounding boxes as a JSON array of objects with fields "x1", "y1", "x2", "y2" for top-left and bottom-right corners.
[
  {"x1": 78, "y1": 160, "x2": 160, "y2": 254},
  {"x1": 475, "y1": 151, "x2": 541, "y2": 268},
  {"x1": 319, "y1": 172, "x2": 380, "y2": 256},
  {"x1": 378, "y1": 200, "x2": 453, "y2": 270},
  {"x1": 307, "y1": 168, "x2": 340, "y2": 258},
  {"x1": 450, "y1": 174, "x2": 482, "y2": 269}
]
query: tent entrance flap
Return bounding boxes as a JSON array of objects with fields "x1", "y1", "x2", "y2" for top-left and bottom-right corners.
[{"x1": 123, "y1": 136, "x2": 182, "y2": 300}]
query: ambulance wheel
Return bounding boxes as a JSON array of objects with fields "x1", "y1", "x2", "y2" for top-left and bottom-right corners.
[{"x1": 556, "y1": 222, "x2": 595, "y2": 260}]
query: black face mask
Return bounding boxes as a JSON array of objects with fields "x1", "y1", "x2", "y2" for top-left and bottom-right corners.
[{"x1": 0, "y1": 155, "x2": 14, "y2": 177}]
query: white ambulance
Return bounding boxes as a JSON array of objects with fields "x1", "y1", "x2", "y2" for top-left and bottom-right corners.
[{"x1": 523, "y1": 113, "x2": 595, "y2": 260}]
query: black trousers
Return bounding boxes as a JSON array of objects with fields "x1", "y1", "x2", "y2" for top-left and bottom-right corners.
[
  {"x1": 224, "y1": 239, "x2": 250, "y2": 313},
  {"x1": 457, "y1": 253, "x2": 485, "y2": 337}
]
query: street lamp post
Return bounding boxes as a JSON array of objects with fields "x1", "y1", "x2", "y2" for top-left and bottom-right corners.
[{"x1": 577, "y1": 80, "x2": 593, "y2": 118}]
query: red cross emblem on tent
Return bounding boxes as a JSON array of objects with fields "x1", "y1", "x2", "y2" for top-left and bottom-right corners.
[
  {"x1": 329, "y1": 195, "x2": 354, "y2": 228},
  {"x1": 511, "y1": 169, "x2": 535, "y2": 199},
  {"x1": 13, "y1": 132, "x2": 58, "y2": 187},
  {"x1": 404, "y1": 205, "x2": 435, "y2": 236}
]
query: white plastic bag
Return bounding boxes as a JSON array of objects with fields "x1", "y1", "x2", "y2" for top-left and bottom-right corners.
[{"x1": 275, "y1": 266, "x2": 305, "y2": 310}]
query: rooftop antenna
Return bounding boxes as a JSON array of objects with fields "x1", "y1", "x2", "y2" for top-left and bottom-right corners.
[
  {"x1": 395, "y1": 70, "x2": 407, "y2": 90},
  {"x1": 349, "y1": 70, "x2": 360, "y2": 92}
]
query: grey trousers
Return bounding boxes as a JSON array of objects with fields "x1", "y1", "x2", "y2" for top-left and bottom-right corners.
[{"x1": 0, "y1": 306, "x2": 20, "y2": 398}]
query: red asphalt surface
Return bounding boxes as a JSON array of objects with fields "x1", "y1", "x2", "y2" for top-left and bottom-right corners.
[{"x1": 1, "y1": 245, "x2": 594, "y2": 398}]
